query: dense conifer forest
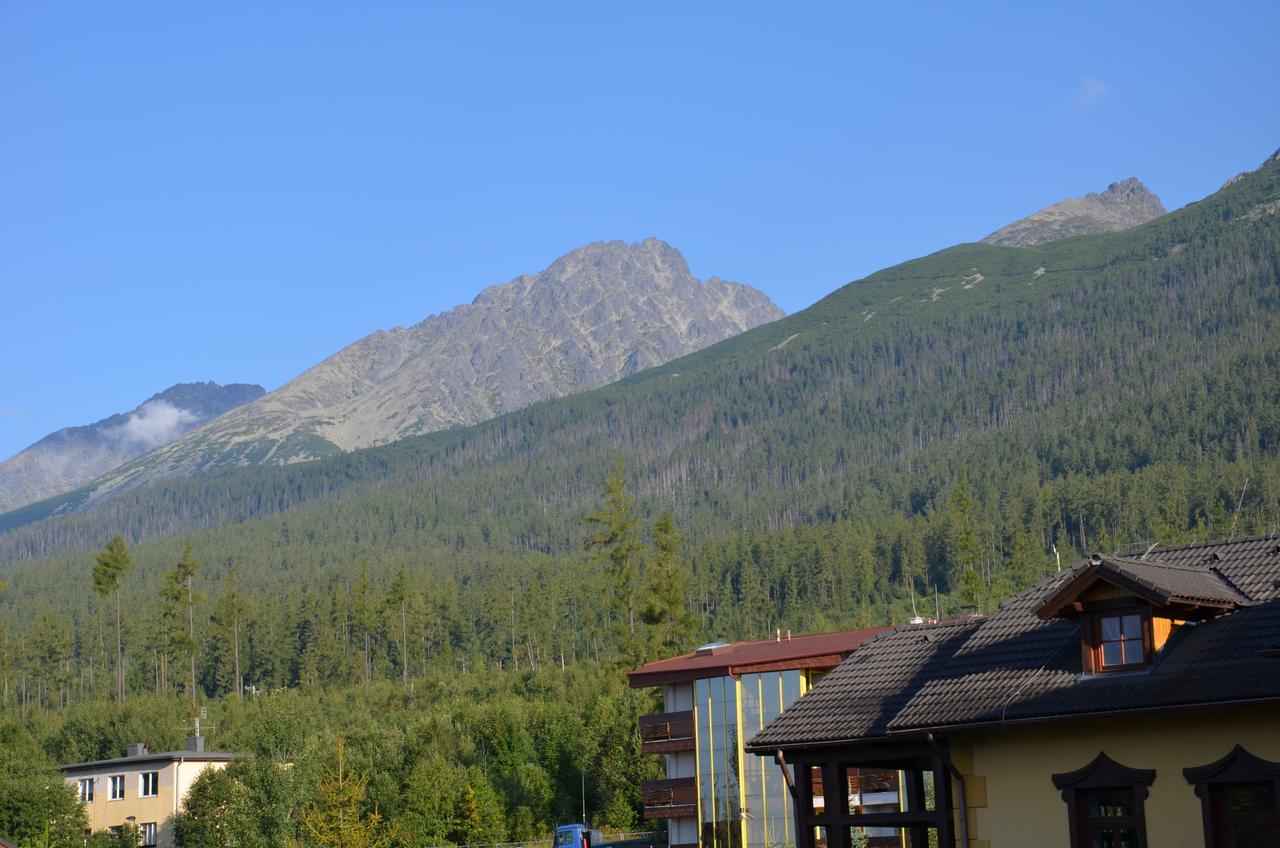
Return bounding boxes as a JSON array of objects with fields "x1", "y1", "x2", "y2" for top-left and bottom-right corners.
[{"x1": 0, "y1": 157, "x2": 1278, "y2": 846}]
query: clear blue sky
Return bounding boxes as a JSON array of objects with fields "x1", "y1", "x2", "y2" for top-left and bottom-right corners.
[{"x1": 3, "y1": 1, "x2": 1279, "y2": 460}]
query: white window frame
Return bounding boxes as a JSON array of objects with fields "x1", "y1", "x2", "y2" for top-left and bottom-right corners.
[
  {"x1": 78, "y1": 778, "x2": 94, "y2": 803},
  {"x1": 108, "y1": 774, "x2": 125, "y2": 801},
  {"x1": 139, "y1": 822, "x2": 158, "y2": 847},
  {"x1": 139, "y1": 771, "x2": 159, "y2": 798}
]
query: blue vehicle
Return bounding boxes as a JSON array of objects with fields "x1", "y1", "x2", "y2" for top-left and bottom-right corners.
[{"x1": 555, "y1": 824, "x2": 605, "y2": 848}]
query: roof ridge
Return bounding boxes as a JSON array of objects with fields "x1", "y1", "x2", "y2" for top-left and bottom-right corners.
[
  {"x1": 1120, "y1": 534, "x2": 1280, "y2": 557},
  {"x1": 1107, "y1": 555, "x2": 1212, "y2": 572}
]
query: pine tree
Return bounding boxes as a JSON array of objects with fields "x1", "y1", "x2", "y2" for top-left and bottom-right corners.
[
  {"x1": 292, "y1": 737, "x2": 391, "y2": 848},
  {"x1": 583, "y1": 460, "x2": 645, "y2": 663},
  {"x1": 384, "y1": 564, "x2": 410, "y2": 687},
  {"x1": 92, "y1": 536, "x2": 133, "y2": 702},
  {"x1": 641, "y1": 512, "x2": 695, "y2": 658}
]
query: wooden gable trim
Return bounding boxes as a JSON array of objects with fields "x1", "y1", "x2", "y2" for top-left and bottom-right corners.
[{"x1": 1037, "y1": 563, "x2": 1170, "y2": 620}]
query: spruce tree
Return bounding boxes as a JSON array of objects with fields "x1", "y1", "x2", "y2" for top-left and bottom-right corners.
[{"x1": 92, "y1": 536, "x2": 133, "y2": 702}]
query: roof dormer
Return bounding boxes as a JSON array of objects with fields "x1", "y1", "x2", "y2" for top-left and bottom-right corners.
[{"x1": 1036, "y1": 553, "x2": 1250, "y2": 674}]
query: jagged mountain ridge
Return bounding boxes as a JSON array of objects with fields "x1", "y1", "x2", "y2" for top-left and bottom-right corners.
[
  {"x1": 61, "y1": 238, "x2": 781, "y2": 504},
  {"x1": 982, "y1": 177, "x2": 1167, "y2": 246},
  {"x1": 2, "y1": 145, "x2": 1276, "y2": 557},
  {"x1": 0, "y1": 382, "x2": 264, "y2": 513}
]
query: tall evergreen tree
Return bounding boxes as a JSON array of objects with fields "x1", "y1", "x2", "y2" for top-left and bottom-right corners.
[
  {"x1": 92, "y1": 536, "x2": 133, "y2": 702},
  {"x1": 641, "y1": 512, "x2": 695, "y2": 658},
  {"x1": 583, "y1": 460, "x2": 645, "y2": 663}
]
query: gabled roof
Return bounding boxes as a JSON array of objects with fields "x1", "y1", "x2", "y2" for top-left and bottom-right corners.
[
  {"x1": 628, "y1": 626, "x2": 892, "y2": 687},
  {"x1": 1036, "y1": 554, "x2": 1250, "y2": 619},
  {"x1": 747, "y1": 536, "x2": 1280, "y2": 752}
]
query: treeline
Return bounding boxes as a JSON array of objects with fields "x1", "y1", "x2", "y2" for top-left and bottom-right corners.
[
  {"x1": 2, "y1": 452, "x2": 1278, "y2": 715},
  {"x1": 0, "y1": 670, "x2": 661, "y2": 848}
]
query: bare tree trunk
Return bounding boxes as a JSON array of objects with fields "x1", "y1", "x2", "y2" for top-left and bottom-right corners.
[
  {"x1": 187, "y1": 574, "x2": 197, "y2": 705},
  {"x1": 400, "y1": 603, "x2": 408, "y2": 688},
  {"x1": 233, "y1": 614, "x2": 242, "y2": 699},
  {"x1": 115, "y1": 585, "x2": 125, "y2": 702}
]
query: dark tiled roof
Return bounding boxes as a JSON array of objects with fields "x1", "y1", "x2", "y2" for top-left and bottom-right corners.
[
  {"x1": 628, "y1": 626, "x2": 891, "y2": 687},
  {"x1": 748, "y1": 536, "x2": 1280, "y2": 751}
]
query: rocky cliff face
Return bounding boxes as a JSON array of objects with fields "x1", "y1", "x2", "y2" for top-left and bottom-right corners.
[
  {"x1": 982, "y1": 178, "x2": 1166, "y2": 247},
  {"x1": 74, "y1": 238, "x2": 782, "y2": 499},
  {"x1": 0, "y1": 382, "x2": 264, "y2": 512}
]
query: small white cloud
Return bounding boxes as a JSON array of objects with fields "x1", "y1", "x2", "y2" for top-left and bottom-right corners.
[
  {"x1": 1071, "y1": 75, "x2": 1111, "y2": 108},
  {"x1": 108, "y1": 400, "x2": 198, "y2": 450}
]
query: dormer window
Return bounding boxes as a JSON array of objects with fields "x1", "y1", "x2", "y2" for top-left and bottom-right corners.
[
  {"x1": 1035, "y1": 552, "x2": 1248, "y2": 676},
  {"x1": 1096, "y1": 610, "x2": 1149, "y2": 671}
]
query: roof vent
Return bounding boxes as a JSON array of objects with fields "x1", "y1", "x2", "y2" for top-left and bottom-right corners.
[
  {"x1": 1089, "y1": 553, "x2": 1104, "y2": 566},
  {"x1": 694, "y1": 642, "x2": 731, "y2": 656},
  {"x1": 125, "y1": 743, "x2": 149, "y2": 758}
]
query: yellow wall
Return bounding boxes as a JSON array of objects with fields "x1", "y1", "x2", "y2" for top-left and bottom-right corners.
[
  {"x1": 66, "y1": 759, "x2": 227, "y2": 848},
  {"x1": 947, "y1": 704, "x2": 1280, "y2": 848}
]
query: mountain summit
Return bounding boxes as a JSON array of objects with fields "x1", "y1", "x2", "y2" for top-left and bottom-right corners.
[
  {"x1": 66, "y1": 238, "x2": 781, "y2": 501},
  {"x1": 0, "y1": 381, "x2": 264, "y2": 513},
  {"x1": 982, "y1": 177, "x2": 1167, "y2": 247}
]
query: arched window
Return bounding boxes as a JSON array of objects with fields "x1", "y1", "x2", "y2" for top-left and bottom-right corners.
[
  {"x1": 1052, "y1": 752, "x2": 1155, "y2": 847},
  {"x1": 1184, "y1": 745, "x2": 1280, "y2": 847}
]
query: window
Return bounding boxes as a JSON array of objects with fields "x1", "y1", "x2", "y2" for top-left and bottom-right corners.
[
  {"x1": 1097, "y1": 612, "x2": 1147, "y2": 670},
  {"x1": 77, "y1": 778, "x2": 94, "y2": 803},
  {"x1": 139, "y1": 822, "x2": 158, "y2": 847},
  {"x1": 1185, "y1": 745, "x2": 1280, "y2": 847},
  {"x1": 108, "y1": 774, "x2": 125, "y2": 801},
  {"x1": 1052, "y1": 752, "x2": 1154, "y2": 848},
  {"x1": 140, "y1": 771, "x2": 159, "y2": 798}
]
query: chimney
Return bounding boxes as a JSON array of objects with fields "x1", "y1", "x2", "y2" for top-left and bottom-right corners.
[
  {"x1": 184, "y1": 736, "x2": 206, "y2": 753},
  {"x1": 125, "y1": 743, "x2": 148, "y2": 758}
]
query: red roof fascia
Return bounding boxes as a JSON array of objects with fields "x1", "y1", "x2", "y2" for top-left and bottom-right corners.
[{"x1": 627, "y1": 627, "x2": 892, "y2": 688}]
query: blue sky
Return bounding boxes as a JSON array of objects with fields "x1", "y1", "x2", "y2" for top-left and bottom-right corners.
[{"x1": 3, "y1": 1, "x2": 1279, "y2": 460}]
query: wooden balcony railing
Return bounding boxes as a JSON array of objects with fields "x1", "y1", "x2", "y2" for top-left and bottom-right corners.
[
  {"x1": 637, "y1": 710, "x2": 695, "y2": 754},
  {"x1": 641, "y1": 777, "x2": 697, "y2": 820}
]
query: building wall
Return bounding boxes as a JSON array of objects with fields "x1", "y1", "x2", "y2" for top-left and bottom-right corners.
[
  {"x1": 949, "y1": 704, "x2": 1280, "y2": 848},
  {"x1": 67, "y1": 759, "x2": 227, "y2": 848}
]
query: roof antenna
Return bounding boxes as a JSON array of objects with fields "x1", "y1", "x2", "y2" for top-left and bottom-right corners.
[
  {"x1": 1228, "y1": 477, "x2": 1250, "y2": 541},
  {"x1": 1052, "y1": 543, "x2": 1061, "y2": 572},
  {"x1": 1142, "y1": 542, "x2": 1159, "y2": 559},
  {"x1": 909, "y1": 582, "x2": 924, "y2": 625},
  {"x1": 934, "y1": 584, "x2": 941, "y2": 622}
]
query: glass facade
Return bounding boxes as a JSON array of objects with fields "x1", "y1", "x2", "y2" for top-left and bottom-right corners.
[{"x1": 696, "y1": 670, "x2": 806, "y2": 848}]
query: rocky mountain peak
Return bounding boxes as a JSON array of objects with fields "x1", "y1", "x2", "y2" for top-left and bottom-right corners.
[
  {"x1": 67, "y1": 240, "x2": 783, "y2": 502},
  {"x1": 982, "y1": 177, "x2": 1167, "y2": 247}
]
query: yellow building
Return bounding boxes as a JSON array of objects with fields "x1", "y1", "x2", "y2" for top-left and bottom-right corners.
[
  {"x1": 60, "y1": 737, "x2": 234, "y2": 847},
  {"x1": 746, "y1": 537, "x2": 1280, "y2": 848}
]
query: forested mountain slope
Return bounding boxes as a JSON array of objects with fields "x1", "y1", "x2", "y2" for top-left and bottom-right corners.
[
  {"x1": 41, "y1": 238, "x2": 781, "y2": 510},
  {"x1": 3, "y1": 157, "x2": 1279, "y2": 562},
  {"x1": 0, "y1": 149, "x2": 1278, "y2": 731},
  {"x1": 2, "y1": 151, "x2": 1277, "y2": 569}
]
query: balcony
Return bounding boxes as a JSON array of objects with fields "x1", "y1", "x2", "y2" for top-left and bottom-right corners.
[
  {"x1": 641, "y1": 777, "x2": 697, "y2": 820},
  {"x1": 638, "y1": 710, "x2": 695, "y2": 754}
]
